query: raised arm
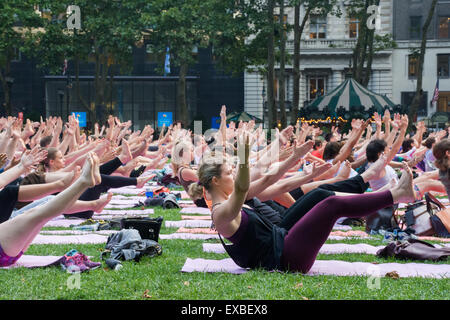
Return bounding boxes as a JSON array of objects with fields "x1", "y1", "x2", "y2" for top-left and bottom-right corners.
[
  {"x1": 212, "y1": 134, "x2": 251, "y2": 237},
  {"x1": 245, "y1": 140, "x2": 314, "y2": 200},
  {"x1": 386, "y1": 115, "x2": 408, "y2": 164}
]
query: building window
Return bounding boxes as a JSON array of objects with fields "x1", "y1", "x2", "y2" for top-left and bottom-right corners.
[
  {"x1": 408, "y1": 55, "x2": 419, "y2": 78},
  {"x1": 349, "y1": 17, "x2": 360, "y2": 39},
  {"x1": 309, "y1": 16, "x2": 327, "y2": 39},
  {"x1": 438, "y1": 54, "x2": 450, "y2": 78},
  {"x1": 409, "y1": 16, "x2": 422, "y2": 39},
  {"x1": 309, "y1": 77, "x2": 325, "y2": 100},
  {"x1": 439, "y1": 17, "x2": 450, "y2": 39}
]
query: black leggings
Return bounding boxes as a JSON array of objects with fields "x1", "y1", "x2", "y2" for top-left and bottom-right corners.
[
  {"x1": 280, "y1": 175, "x2": 369, "y2": 230},
  {"x1": 65, "y1": 174, "x2": 137, "y2": 219},
  {"x1": 0, "y1": 186, "x2": 19, "y2": 223},
  {"x1": 100, "y1": 157, "x2": 123, "y2": 175}
]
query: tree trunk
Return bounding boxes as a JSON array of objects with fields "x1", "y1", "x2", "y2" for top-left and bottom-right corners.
[
  {"x1": 409, "y1": 0, "x2": 438, "y2": 125},
  {"x1": 267, "y1": 0, "x2": 276, "y2": 129},
  {"x1": 278, "y1": 0, "x2": 287, "y2": 128},
  {"x1": 362, "y1": 29, "x2": 375, "y2": 87},
  {"x1": 177, "y1": 62, "x2": 189, "y2": 127},
  {"x1": 291, "y1": 4, "x2": 311, "y2": 124},
  {"x1": 353, "y1": 0, "x2": 370, "y2": 83},
  {"x1": 362, "y1": 0, "x2": 380, "y2": 87}
]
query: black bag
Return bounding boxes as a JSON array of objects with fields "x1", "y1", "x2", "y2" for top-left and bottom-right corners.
[
  {"x1": 365, "y1": 205, "x2": 399, "y2": 233},
  {"x1": 403, "y1": 192, "x2": 444, "y2": 236},
  {"x1": 120, "y1": 216, "x2": 163, "y2": 241}
]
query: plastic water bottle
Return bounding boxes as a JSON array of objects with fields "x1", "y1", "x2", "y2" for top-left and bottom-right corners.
[{"x1": 105, "y1": 258, "x2": 123, "y2": 271}]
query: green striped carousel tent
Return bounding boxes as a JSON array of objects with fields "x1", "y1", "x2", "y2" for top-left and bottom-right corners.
[{"x1": 308, "y1": 78, "x2": 397, "y2": 112}]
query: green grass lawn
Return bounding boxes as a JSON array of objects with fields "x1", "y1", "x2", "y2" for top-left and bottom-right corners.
[{"x1": 0, "y1": 206, "x2": 449, "y2": 300}]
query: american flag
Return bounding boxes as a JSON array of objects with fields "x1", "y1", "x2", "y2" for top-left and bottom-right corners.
[{"x1": 432, "y1": 78, "x2": 439, "y2": 104}]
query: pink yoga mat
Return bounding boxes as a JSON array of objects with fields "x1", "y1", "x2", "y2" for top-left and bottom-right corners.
[
  {"x1": 160, "y1": 233, "x2": 219, "y2": 240},
  {"x1": 166, "y1": 220, "x2": 213, "y2": 228},
  {"x1": 203, "y1": 243, "x2": 384, "y2": 255},
  {"x1": 44, "y1": 219, "x2": 86, "y2": 227},
  {"x1": 32, "y1": 234, "x2": 108, "y2": 245},
  {"x1": 181, "y1": 215, "x2": 212, "y2": 221},
  {"x1": 98, "y1": 209, "x2": 154, "y2": 216},
  {"x1": 40, "y1": 230, "x2": 118, "y2": 235},
  {"x1": 179, "y1": 207, "x2": 211, "y2": 215},
  {"x1": 181, "y1": 258, "x2": 450, "y2": 278},
  {"x1": 0, "y1": 255, "x2": 63, "y2": 269}
]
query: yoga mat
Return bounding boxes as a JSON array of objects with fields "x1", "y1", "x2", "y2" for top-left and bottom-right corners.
[
  {"x1": 0, "y1": 255, "x2": 63, "y2": 269},
  {"x1": 181, "y1": 258, "x2": 450, "y2": 278},
  {"x1": 31, "y1": 234, "x2": 108, "y2": 245},
  {"x1": 110, "y1": 187, "x2": 146, "y2": 195},
  {"x1": 180, "y1": 207, "x2": 211, "y2": 215},
  {"x1": 166, "y1": 220, "x2": 213, "y2": 228},
  {"x1": 180, "y1": 203, "x2": 198, "y2": 208},
  {"x1": 98, "y1": 209, "x2": 154, "y2": 216},
  {"x1": 113, "y1": 196, "x2": 144, "y2": 201},
  {"x1": 203, "y1": 243, "x2": 384, "y2": 255},
  {"x1": 181, "y1": 215, "x2": 212, "y2": 221},
  {"x1": 168, "y1": 220, "x2": 350, "y2": 230},
  {"x1": 160, "y1": 233, "x2": 220, "y2": 240},
  {"x1": 178, "y1": 200, "x2": 194, "y2": 204},
  {"x1": 40, "y1": 230, "x2": 118, "y2": 235},
  {"x1": 176, "y1": 227, "x2": 217, "y2": 234},
  {"x1": 107, "y1": 199, "x2": 142, "y2": 205},
  {"x1": 44, "y1": 219, "x2": 86, "y2": 228}
]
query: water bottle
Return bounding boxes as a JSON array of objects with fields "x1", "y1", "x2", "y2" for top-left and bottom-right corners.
[
  {"x1": 145, "y1": 188, "x2": 153, "y2": 198},
  {"x1": 73, "y1": 223, "x2": 99, "y2": 231},
  {"x1": 105, "y1": 258, "x2": 123, "y2": 271}
]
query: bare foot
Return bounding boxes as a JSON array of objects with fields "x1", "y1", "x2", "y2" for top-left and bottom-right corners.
[
  {"x1": 79, "y1": 154, "x2": 96, "y2": 188},
  {"x1": 391, "y1": 163, "x2": 416, "y2": 204},
  {"x1": 318, "y1": 161, "x2": 340, "y2": 180},
  {"x1": 136, "y1": 174, "x2": 156, "y2": 188},
  {"x1": 119, "y1": 139, "x2": 132, "y2": 164},
  {"x1": 362, "y1": 154, "x2": 388, "y2": 183},
  {"x1": 91, "y1": 153, "x2": 102, "y2": 185},
  {"x1": 93, "y1": 192, "x2": 113, "y2": 213},
  {"x1": 337, "y1": 161, "x2": 351, "y2": 180}
]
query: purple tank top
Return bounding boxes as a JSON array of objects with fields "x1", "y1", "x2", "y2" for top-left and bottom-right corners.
[{"x1": 227, "y1": 210, "x2": 249, "y2": 244}]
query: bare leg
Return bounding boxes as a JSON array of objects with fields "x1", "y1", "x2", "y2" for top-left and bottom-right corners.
[
  {"x1": 44, "y1": 167, "x2": 80, "y2": 183},
  {"x1": 414, "y1": 180, "x2": 446, "y2": 199},
  {"x1": 0, "y1": 154, "x2": 97, "y2": 257},
  {"x1": 63, "y1": 192, "x2": 113, "y2": 214},
  {"x1": 17, "y1": 171, "x2": 77, "y2": 202},
  {"x1": 136, "y1": 174, "x2": 155, "y2": 188},
  {"x1": 273, "y1": 192, "x2": 295, "y2": 208}
]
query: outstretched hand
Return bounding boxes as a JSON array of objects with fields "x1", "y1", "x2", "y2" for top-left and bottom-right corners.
[
  {"x1": 292, "y1": 139, "x2": 314, "y2": 159},
  {"x1": 20, "y1": 146, "x2": 48, "y2": 172}
]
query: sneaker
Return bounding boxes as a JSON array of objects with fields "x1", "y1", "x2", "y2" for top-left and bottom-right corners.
[
  {"x1": 61, "y1": 253, "x2": 89, "y2": 273},
  {"x1": 73, "y1": 252, "x2": 101, "y2": 270}
]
